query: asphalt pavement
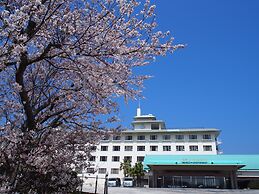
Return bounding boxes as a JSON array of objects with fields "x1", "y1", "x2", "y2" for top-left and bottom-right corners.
[{"x1": 108, "y1": 187, "x2": 259, "y2": 194}]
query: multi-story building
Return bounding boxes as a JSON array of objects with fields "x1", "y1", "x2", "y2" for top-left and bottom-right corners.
[
  {"x1": 84, "y1": 108, "x2": 220, "y2": 177},
  {"x1": 82, "y1": 108, "x2": 259, "y2": 190}
]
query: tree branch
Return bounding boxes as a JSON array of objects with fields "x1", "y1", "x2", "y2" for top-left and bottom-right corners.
[{"x1": 15, "y1": 53, "x2": 36, "y2": 131}]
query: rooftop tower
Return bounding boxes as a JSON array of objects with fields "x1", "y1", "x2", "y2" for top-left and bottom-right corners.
[{"x1": 132, "y1": 107, "x2": 166, "y2": 130}]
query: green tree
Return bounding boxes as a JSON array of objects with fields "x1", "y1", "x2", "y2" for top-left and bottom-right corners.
[
  {"x1": 120, "y1": 160, "x2": 132, "y2": 177},
  {"x1": 130, "y1": 162, "x2": 145, "y2": 187}
]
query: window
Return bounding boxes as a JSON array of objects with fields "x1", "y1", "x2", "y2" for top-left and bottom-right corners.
[
  {"x1": 189, "y1": 145, "x2": 198, "y2": 151},
  {"x1": 90, "y1": 146, "x2": 97, "y2": 151},
  {"x1": 203, "y1": 145, "x2": 212, "y2": 151},
  {"x1": 113, "y1": 135, "x2": 121, "y2": 141},
  {"x1": 102, "y1": 135, "x2": 110, "y2": 141},
  {"x1": 111, "y1": 168, "x2": 119, "y2": 174},
  {"x1": 98, "y1": 168, "x2": 106, "y2": 174},
  {"x1": 137, "y1": 135, "x2": 145, "y2": 140},
  {"x1": 100, "y1": 156, "x2": 107, "y2": 161},
  {"x1": 163, "y1": 146, "x2": 171, "y2": 151},
  {"x1": 151, "y1": 123, "x2": 159, "y2": 130},
  {"x1": 101, "y1": 146, "x2": 108, "y2": 151},
  {"x1": 176, "y1": 145, "x2": 185, "y2": 151},
  {"x1": 75, "y1": 166, "x2": 83, "y2": 173},
  {"x1": 136, "y1": 124, "x2": 145, "y2": 129},
  {"x1": 124, "y1": 156, "x2": 132, "y2": 162},
  {"x1": 150, "y1": 135, "x2": 157, "y2": 140},
  {"x1": 203, "y1": 134, "x2": 212, "y2": 140},
  {"x1": 125, "y1": 146, "x2": 133, "y2": 151},
  {"x1": 137, "y1": 146, "x2": 145, "y2": 151},
  {"x1": 113, "y1": 146, "x2": 120, "y2": 151},
  {"x1": 112, "y1": 156, "x2": 120, "y2": 162},
  {"x1": 150, "y1": 145, "x2": 158, "y2": 151},
  {"x1": 189, "y1": 135, "x2": 197, "y2": 140},
  {"x1": 137, "y1": 156, "x2": 145, "y2": 162},
  {"x1": 125, "y1": 135, "x2": 133, "y2": 141},
  {"x1": 176, "y1": 135, "x2": 184, "y2": 140},
  {"x1": 86, "y1": 168, "x2": 95, "y2": 173},
  {"x1": 162, "y1": 135, "x2": 171, "y2": 140},
  {"x1": 89, "y1": 156, "x2": 96, "y2": 161}
]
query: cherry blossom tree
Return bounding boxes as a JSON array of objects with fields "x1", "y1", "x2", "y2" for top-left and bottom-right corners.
[{"x1": 0, "y1": 0, "x2": 183, "y2": 193}]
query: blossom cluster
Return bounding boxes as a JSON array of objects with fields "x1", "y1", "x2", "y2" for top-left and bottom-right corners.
[{"x1": 0, "y1": 0, "x2": 183, "y2": 193}]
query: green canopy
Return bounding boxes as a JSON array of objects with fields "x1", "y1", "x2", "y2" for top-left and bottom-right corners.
[{"x1": 143, "y1": 155, "x2": 259, "y2": 171}]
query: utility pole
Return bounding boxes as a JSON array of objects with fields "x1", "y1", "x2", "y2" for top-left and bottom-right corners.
[
  {"x1": 104, "y1": 173, "x2": 108, "y2": 194},
  {"x1": 94, "y1": 175, "x2": 98, "y2": 194}
]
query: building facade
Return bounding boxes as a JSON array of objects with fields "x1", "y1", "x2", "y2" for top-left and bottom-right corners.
[
  {"x1": 143, "y1": 154, "x2": 259, "y2": 189},
  {"x1": 83, "y1": 109, "x2": 221, "y2": 178},
  {"x1": 82, "y1": 108, "x2": 259, "y2": 189}
]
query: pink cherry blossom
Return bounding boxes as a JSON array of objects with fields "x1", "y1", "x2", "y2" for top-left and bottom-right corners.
[{"x1": 0, "y1": 0, "x2": 183, "y2": 193}]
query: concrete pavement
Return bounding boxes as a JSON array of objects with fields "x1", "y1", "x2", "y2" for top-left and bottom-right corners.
[{"x1": 108, "y1": 187, "x2": 259, "y2": 194}]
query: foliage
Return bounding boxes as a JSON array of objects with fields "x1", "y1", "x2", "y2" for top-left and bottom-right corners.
[
  {"x1": 0, "y1": 0, "x2": 183, "y2": 193},
  {"x1": 120, "y1": 161, "x2": 145, "y2": 186},
  {"x1": 130, "y1": 162, "x2": 145, "y2": 186},
  {"x1": 120, "y1": 159, "x2": 132, "y2": 177}
]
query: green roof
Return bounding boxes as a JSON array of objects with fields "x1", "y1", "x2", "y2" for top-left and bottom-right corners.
[{"x1": 143, "y1": 155, "x2": 259, "y2": 171}]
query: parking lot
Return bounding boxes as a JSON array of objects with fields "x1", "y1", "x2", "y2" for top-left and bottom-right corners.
[{"x1": 108, "y1": 187, "x2": 259, "y2": 194}]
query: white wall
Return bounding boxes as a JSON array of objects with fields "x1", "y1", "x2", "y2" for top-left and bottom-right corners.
[{"x1": 83, "y1": 131, "x2": 219, "y2": 180}]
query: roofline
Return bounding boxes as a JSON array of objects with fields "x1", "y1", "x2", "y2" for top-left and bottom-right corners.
[
  {"x1": 239, "y1": 169, "x2": 259, "y2": 171},
  {"x1": 144, "y1": 154, "x2": 259, "y2": 157},
  {"x1": 122, "y1": 128, "x2": 220, "y2": 133},
  {"x1": 132, "y1": 120, "x2": 165, "y2": 123},
  {"x1": 144, "y1": 164, "x2": 246, "y2": 171},
  {"x1": 134, "y1": 115, "x2": 156, "y2": 118},
  {"x1": 147, "y1": 164, "x2": 246, "y2": 167}
]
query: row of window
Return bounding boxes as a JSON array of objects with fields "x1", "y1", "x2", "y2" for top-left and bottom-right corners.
[
  {"x1": 90, "y1": 145, "x2": 213, "y2": 162},
  {"x1": 104, "y1": 134, "x2": 212, "y2": 141},
  {"x1": 90, "y1": 156, "x2": 144, "y2": 162},
  {"x1": 99, "y1": 145, "x2": 213, "y2": 152},
  {"x1": 86, "y1": 168, "x2": 120, "y2": 174}
]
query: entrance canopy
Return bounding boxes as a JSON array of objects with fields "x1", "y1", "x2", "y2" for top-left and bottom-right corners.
[
  {"x1": 143, "y1": 155, "x2": 259, "y2": 171},
  {"x1": 143, "y1": 155, "x2": 259, "y2": 189}
]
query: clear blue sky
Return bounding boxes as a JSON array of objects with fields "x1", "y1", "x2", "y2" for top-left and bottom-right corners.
[{"x1": 118, "y1": 0, "x2": 259, "y2": 154}]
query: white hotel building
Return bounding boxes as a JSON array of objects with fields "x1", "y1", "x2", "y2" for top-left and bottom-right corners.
[
  {"x1": 82, "y1": 108, "x2": 259, "y2": 190},
  {"x1": 84, "y1": 108, "x2": 220, "y2": 178},
  {"x1": 80, "y1": 108, "x2": 259, "y2": 191}
]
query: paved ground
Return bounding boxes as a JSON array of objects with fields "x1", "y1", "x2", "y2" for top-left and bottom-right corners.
[{"x1": 108, "y1": 187, "x2": 259, "y2": 194}]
